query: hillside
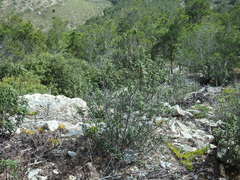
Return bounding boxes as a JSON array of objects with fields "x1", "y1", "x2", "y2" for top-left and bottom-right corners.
[
  {"x1": 0, "y1": 0, "x2": 112, "y2": 29},
  {"x1": 0, "y1": 0, "x2": 240, "y2": 179}
]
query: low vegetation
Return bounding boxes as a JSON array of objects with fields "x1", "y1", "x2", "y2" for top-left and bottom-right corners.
[
  {"x1": 168, "y1": 143, "x2": 209, "y2": 170},
  {"x1": 0, "y1": 84, "x2": 27, "y2": 136},
  {"x1": 0, "y1": 159, "x2": 20, "y2": 179},
  {"x1": 214, "y1": 86, "x2": 240, "y2": 168}
]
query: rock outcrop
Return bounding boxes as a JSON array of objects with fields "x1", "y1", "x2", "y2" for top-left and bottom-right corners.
[{"x1": 20, "y1": 94, "x2": 88, "y2": 132}]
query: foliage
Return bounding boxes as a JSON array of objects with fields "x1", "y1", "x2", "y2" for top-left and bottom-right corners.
[
  {"x1": 0, "y1": 159, "x2": 19, "y2": 179},
  {"x1": 214, "y1": 86, "x2": 240, "y2": 167},
  {"x1": 0, "y1": 73, "x2": 48, "y2": 95},
  {"x1": 66, "y1": 0, "x2": 181, "y2": 89},
  {"x1": 86, "y1": 87, "x2": 163, "y2": 158},
  {"x1": 168, "y1": 143, "x2": 209, "y2": 170},
  {"x1": 185, "y1": 0, "x2": 210, "y2": 24},
  {"x1": 213, "y1": 0, "x2": 240, "y2": 12},
  {"x1": 0, "y1": 0, "x2": 238, "y2": 94},
  {"x1": 151, "y1": 10, "x2": 188, "y2": 73},
  {"x1": 46, "y1": 18, "x2": 68, "y2": 53},
  {"x1": 0, "y1": 62, "x2": 26, "y2": 80},
  {"x1": 0, "y1": 84, "x2": 27, "y2": 136},
  {"x1": 159, "y1": 73, "x2": 200, "y2": 105},
  {"x1": 192, "y1": 104, "x2": 211, "y2": 119},
  {"x1": 177, "y1": 19, "x2": 239, "y2": 85},
  {"x1": 22, "y1": 53, "x2": 97, "y2": 97},
  {"x1": 0, "y1": 15, "x2": 46, "y2": 61}
]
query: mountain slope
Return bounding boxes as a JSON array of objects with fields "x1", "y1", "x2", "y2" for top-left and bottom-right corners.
[{"x1": 0, "y1": 0, "x2": 112, "y2": 29}]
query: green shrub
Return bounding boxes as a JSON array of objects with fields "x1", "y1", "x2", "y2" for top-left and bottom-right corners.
[
  {"x1": 0, "y1": 159, "x2": 19, "y2": 179},
  {"x1": 86, "y1": 87, "x2": 163, "y2": 159},
  {"x1": 0, "y1": 62, "x2": 26, "y2": 80},
  {"x1": 214, "y1": 86, "x2": 240, "y2": 167},
  {"x1": 0, "y1": 73, "x2": 48, "y2": 95},
  {"x1": 185, "y1": 0, "x2": 210, "y2": 24},
  {"x1": 162, "y1": 73, "x2": 200, "y2": 105},
  {"x1": 0, "y1": 15, "x2": 46, "y2": 61},
  {"x1": 0, "y1": 84, "x2": 27, "y2": 136},
  {"x1": 23, "y1": 53, "x2": 98, "y2": 97},
  {"x1": 177, "y1": 19, "x2": 240, "y2": 86}
]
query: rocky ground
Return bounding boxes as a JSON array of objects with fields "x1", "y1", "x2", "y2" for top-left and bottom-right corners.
[
  {"x1": 0, "y1": 0, "x2": 64, "y2": 13},
  {"x1": 0, "y1": 87, "x2": 234, "y2": 180}
]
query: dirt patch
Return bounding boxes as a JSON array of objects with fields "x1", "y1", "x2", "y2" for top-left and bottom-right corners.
[{"x1": 0, "y1": 131, "x2": 113, "y2": 179}]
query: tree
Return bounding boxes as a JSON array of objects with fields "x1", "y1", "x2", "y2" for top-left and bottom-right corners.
[
  {"x1": 185, "y1": 0, "x2": 210, "y2": 24},
  {"x1": 177, "y1": 18, "x2": 240, "y2": 85},
  {"x1": 213, "y1": 0, "x2": 240, "y2": 12},
  {"x1": 151, "y1": 12, "x2": 187, "y2": 74},
  {"x1": 46, "y1": 17, "x2": 68, "y2": 53},
  {"x1": 0, "y1": 16, "x2": 46, "y2": 61}
]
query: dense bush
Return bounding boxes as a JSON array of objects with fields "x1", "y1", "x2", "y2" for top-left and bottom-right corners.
[
  {"x1": 22, "y1": 53, "x2": 99, "y2": 97},
  {"x1": 214, "y1": 86, "x2": 240, "y2": 167},
  {"x1": 185, "y1": 0, "x2": 210, "y2": 23},
  {"x1": 0, "y1": 15, "x2": 46, "y2": 61},
  {"x1": 177, "y1": 20, "x2": 240, "y2": 85},
  {"x1": 0, "y1": 84, "x2": 27, "y2": 136},
  {"x1": 0, "y1": 73, "x2": 48, "y2": 95},
  {"x1": 0, "y1": 62, "x2": 26, "y2": 80},
  {"x1": 160, "y1": 73, "x2": 200, "y2": 105},
  {"x1": 0, "y1": 159, "x2": 19, "y2": 179},
  {"x1": 85, "y1": 87, "x2": 166, "y2": 158},
  {"x1": 22, "y1": 50, "x2": 167, "y2": 97}
]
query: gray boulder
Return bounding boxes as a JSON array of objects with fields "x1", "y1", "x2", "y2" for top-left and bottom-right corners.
[
  {"x1": 19, "y1": 94, "x2": 88, "y2": 131},
  {"x1": 23, "y1": 93, "x2": 87, "y2": 122}
]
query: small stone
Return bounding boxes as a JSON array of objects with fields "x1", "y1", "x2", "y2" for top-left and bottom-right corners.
[
  {"x1": 217, "y1": 148, "x2": 227, "y2": 159},
  {"x1": 28, "y1": 169, "x2": 42, "y2": 180},
  {"x1": 67, "y1": 151, "x2": 77, "y2": 158},
  {"x1": 210, "y1": 144, "x2": 217, "y2": 149},
  {"x1": 155, "y1": 117, "x2": 169, "y2": 124},
  {"x1": 53, "y1": 169, "x2": 59, "y2": 175},
  {"x1": 69, "y1": 175, "x2": 77, "y2": 180},
  {"x1": 196, "y1": 100, "x2": 201, "y2": 104},
  {"x1": 178, "y1": 144, "x2": 197, "y2": 152},
  {"x1": 15, "y1": 128, "x2": 21, "y2": 134},
  {"x1": 160, "y1": 161, "x2": 172, "y2": 168}
]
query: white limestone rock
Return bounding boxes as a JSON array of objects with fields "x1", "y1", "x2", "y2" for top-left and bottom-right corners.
[{"x1": 23, "y1": 94, "x2": 88, "y2": 124}]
